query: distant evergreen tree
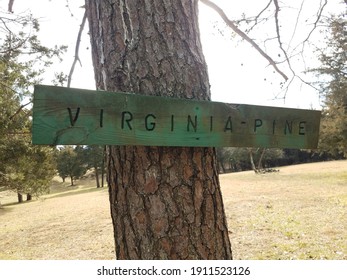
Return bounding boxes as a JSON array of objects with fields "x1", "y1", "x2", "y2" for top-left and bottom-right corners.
[
  {"x1": 80, "y1": 146, "x2": 106, "y2": 188},
  {"x1": 314, "y1": 13, "x2": 347, "y2": 156},
  {"x1": 56, "y1": 146, "x2": 87, "y2": 186},
  {"x1": 216, "y1": 147, "x2": 284, "y2": 172},
  {"x1": 0, "y1": 9, "x2": 66, "y2": 203}
]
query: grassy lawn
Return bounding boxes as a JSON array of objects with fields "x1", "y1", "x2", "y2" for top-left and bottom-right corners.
[
  {"x1": 0, "y1": 160, "x2": 346, "y2": 260},
  {"x1": 221, "y1": 160, "x2": 347, "y2": 260}
]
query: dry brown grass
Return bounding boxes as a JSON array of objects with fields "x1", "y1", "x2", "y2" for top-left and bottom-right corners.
[
  {"x1": 221, "y1": 160, "x2": 347, "y2": 260},
  {"x1": 0, "y1": 177, "x2": 115, "y2": 260},
  {"x1": 0, "y1": 160, "x2": 346, "y2": 260}
]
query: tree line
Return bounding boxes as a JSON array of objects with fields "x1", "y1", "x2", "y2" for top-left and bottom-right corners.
[
  {"x1": 216, "y1": 147, "x2": 342, "y2": 174},
  {"x1": 55, "y1": 145, "x2": 106, "y2": 187},
  {"x1": 217, "y1": 12, "x2": 347, "y2": 174}
]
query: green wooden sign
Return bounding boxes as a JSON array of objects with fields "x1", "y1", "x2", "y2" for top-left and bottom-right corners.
[{"x1": 32, "y1": 85, "x2": 321, "y2": 149}]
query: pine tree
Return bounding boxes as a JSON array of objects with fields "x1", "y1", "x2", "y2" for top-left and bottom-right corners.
[
  {"x1": 86, "y1": 0, "x2": 232, "y2": 260},
  {"x1": 315, "y1": 13, "x2": 347, "y2": 156},
  {"x1": 56, "y1": 146, "x2": 88, "y2": 186},
  {"x1": 0, "y1": 9, "x2": 65, "y2": 202}
]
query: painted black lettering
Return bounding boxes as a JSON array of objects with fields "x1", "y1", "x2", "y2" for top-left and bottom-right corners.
[
  {"x1": 210, "y1": 116, "x2": 213, "y2": 132},
  {"x1": 224, "y1": 116, "x2": 233, "y2": 132},
  {"x1": 272, "y1": 120, "x2": 276, "y2": 134},
  {"x1": 285, "y1": 120, "x2": 293, "y2": 135},
  {"x1": 100, "y1": 109, "x2": 104, "y2": 127},
  {"x1": 145, "y1": 114, "x2": 156, "y2": 131},
  {"x1": 121, "y1": 111, "x2": 133, "y2": 130},
  {"x1": 299, "y1": 121, "x2": 306, "y2": 135},
  {"x1": 67, "y1": 107, "x2": 80, "y2": 126},
  {"x1": 254, "y1": 119, "x2": 262, "y2": 132},
  {"x1": 187, "y1": 115, "x2": 197, "y2": 132},
  {"x1": 171, "y1": 115, "x2": 174, "y2": 131}
]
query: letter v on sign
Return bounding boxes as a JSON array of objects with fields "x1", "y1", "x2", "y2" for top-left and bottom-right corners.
[{"x1": 67, "y1": 107, "x2": 80, "y2": 126}]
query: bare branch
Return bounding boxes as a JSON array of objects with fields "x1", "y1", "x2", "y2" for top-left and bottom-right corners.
[
  {"x1": 273, "y1": 0, "x2": 294, "y2": 75},
  {"x1": 303, "y1": 0, "x2": 328, "y2": 44},
  {"x1": 9, "y1": 101, "x2": 32, "y2": 121},
  {"x1": 289, "y1": 0, "x2": 329, "y2": 68},
  {"x1": 254, "y1": 0, "x2": 273, "y2": 24},
  {"x1": 244, "y1": 0, "x2": 273, "y2": 33},
  {"x1": 200, "y1": 0, "x2": 288, "y2": 81},
  {"x1": 67, "y1": 9, "x2": 87, "y2": 88},
  {"x1": 288, "y1": 0, "x2": 305, "y2": 50},
  {"x1": 8, "y1": 0, "x2": 14, "y2": 13}
]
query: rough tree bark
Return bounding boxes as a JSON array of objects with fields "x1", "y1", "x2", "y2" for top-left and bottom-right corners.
[{"x1": 85, "y1": 0, "x2": 232, "y2": 259}]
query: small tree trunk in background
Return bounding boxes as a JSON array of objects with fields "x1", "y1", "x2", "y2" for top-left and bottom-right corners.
[
  {"x1": 86, "y1": 0, "x2": 232, "y2": 260},
  {"x1": 26, "y1": 194, "x2": 32, "y2": 201},
  {"x1": 17, "y1": 193, "x2": 23, "y2": 203},
  {"x1": 257, "y1": 148, "x2": 267, "y2": 171},
  {"x1": 101, "y1": 146, "x2": 105, "y2": 187},
  {"x1": 95, "y1": 167, "x2": 100, "y2": 188},
  {"x1": 249, "y1": 149, "x2": 258, "y2": 173},
  {"x1": 70, "y1": 176, "x2": 74, "y2": 186}
]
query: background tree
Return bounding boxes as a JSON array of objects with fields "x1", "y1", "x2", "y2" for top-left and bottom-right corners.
[
  {"x1": 216, "y1": 148, "x2": 234, "y2": 173},
  {"x1": 0, "y1": 8, "x2": 64, "y2": 203},
  {"x1": 217, "y1": 147, "x2": 284, "y2": 173},
  {"x1": 80, "y1": 145, "x2": 105, "y2": 188},
  {"x1": 56, "y1": 146, "x2": 87, "y2": 186},
  {"x1": 314, "y1": 13, "x2": 347, "y2": 157},
  {"x1": 0, "y1": 136, "x2": 56, "y2": 202}
]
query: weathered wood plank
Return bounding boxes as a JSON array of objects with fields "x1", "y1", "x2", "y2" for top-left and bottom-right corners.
[{"x1": 32, "y1": 85, "x2": 321, "y2": 148}]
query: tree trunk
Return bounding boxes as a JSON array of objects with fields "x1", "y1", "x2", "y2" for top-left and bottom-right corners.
[
  {"x1": 101, "y1": 146, "x2": 105, "y2": 187},
  {"x1": 26, "y1": 194, "x2": 32, "y2": 201},
  {"x1": 86, "y1": 0, "x2": 232, "y2": 259},
  {"x1": 249, "y1": 149, "x2": 258, "y2": 173},
  {"x1": 257, "y1": 148, "x2": 267, "y2": 170},
  {"x1": 17, "y1": 193, "x2": 23, "y2": 203},
  {"x1": 95, "y1": 167, "x2": 101, "y2": 188},
  {"x1": 70, "y1": 176, "x2": 74, "y2": 186}
]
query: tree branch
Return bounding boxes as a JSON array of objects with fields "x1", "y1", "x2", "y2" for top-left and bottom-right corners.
[
  {"x1": 67, "y1": 9, "x2": 87, "y2": 88},
  {"x1": 240, "y1": 0, "x2": 273, "y2": 33},
  {"x1": 8, "y1": 0, "x2": 14, "y2": 13},
  {"x1": 200, "y1": 0, "x2": 288, "y2": 81},
  {"x1": 9, "y1": 101, "x2": 32, "y2": 121},
  {"x1": 288, "y1": 0, "x2": 305, "y2": 50},
  {"x1": 273, "y1": 0, "x2": 294, "y2": 76},
  {"x1": 303, "y1": 0, "x2": 328, "y2": 44}
]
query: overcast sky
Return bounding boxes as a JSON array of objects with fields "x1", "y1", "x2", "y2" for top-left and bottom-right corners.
[{"x1": 4, "y1": 0, "x2": 345, "y2": 109}]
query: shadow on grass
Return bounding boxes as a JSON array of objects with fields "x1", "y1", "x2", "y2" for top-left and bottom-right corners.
[
  {"x1": 0, "y1": 183, "x2": 107, "y2": 211},
  {"x1": 0, "y1": 204, "x2": 15, "y2": 216},
  {"x1": 1, "y1": 199, "x2": 35, "y2": 208},
  {"x1": 45, "y1": 186, "x2": 107, "y2": 200}
]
